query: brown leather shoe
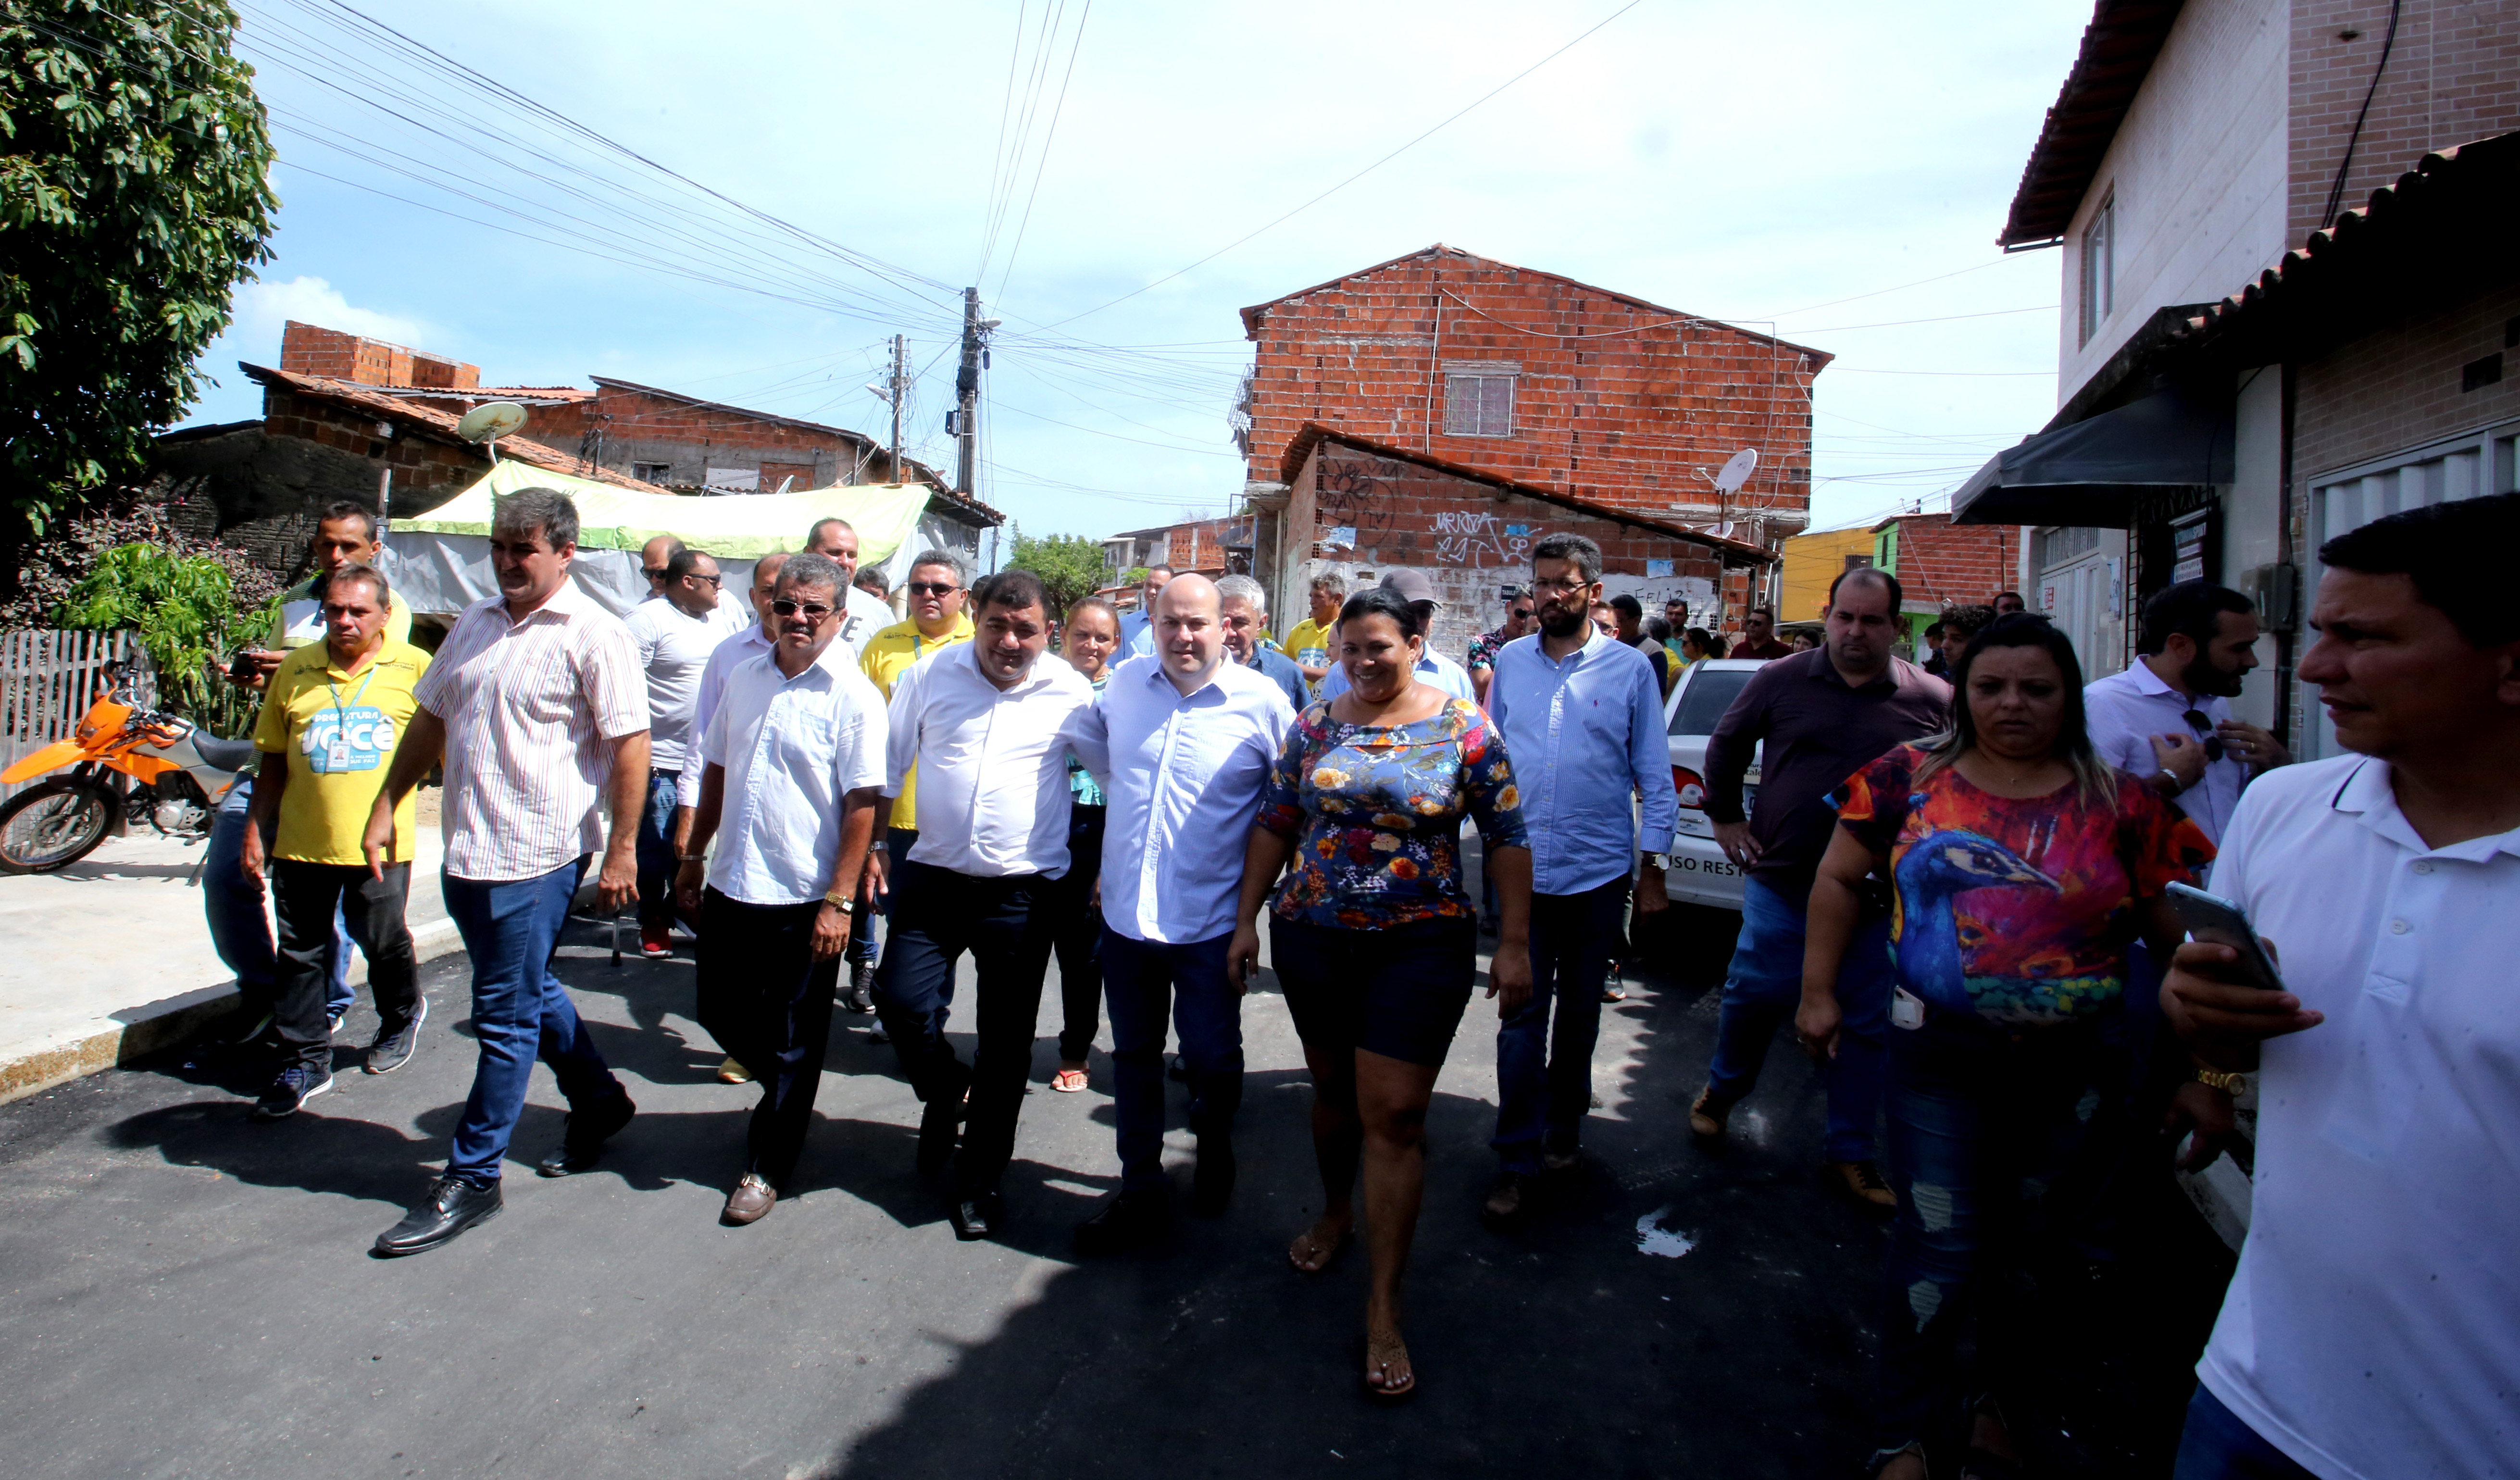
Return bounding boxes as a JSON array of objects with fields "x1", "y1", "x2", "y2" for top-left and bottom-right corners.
[
  {"x1": 1688, "y1": 1086, "x2": 1731, "y2": 1140},
  {"x1": 1828, "y1": 1158, "x2": 1897, "y2": 1210},
  {"x1": 722, "y1": 1173, "x2": 777, "y2": 1225}
]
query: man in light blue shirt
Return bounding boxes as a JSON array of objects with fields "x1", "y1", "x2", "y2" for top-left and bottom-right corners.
[
  {"x1": 1480, "y1": 533, "x2": 1677, "y2": 1224},
  {"x1": 1059, "y1": 574, "x2": 1297, "y2": 1254},
  {"x1": 1317, "y1": 568, "x2": 1478, "y2": 703},
  {"x1": 1115, "y1": 563, "x2": 1175, "y2": 659}
]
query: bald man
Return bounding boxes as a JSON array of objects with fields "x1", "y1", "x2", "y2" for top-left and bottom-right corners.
[{"x1": 1060, "y1": 574, "x2": 1297, "y2": 1252}]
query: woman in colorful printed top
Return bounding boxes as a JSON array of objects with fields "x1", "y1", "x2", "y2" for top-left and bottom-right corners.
[
  {"x1": 1796, "y1": 615, "x2": 2215, "y2": 1480},
  {"x1": 1049, "y1": 597, "x2": 1121, "y2": 1094},
  {"x1": 1227, "y1": 586, "x2": 1532, "y2": 1401}
]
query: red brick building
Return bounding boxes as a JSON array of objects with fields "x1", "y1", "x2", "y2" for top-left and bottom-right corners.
[
  {"x1": 1872, "y1": 513, "x2": 2027, "y2": 637},
  {"x1": 1239, "y1": 245, "x2": 1829, "y2": 531}
]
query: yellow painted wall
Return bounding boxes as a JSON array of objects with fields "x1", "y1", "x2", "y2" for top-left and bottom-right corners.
[{"x1": 1779, "y1": 526, "x2": 1878, "y2": 624}]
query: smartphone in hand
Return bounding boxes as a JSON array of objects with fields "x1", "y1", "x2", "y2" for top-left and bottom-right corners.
[{"x1": 2166, "y1": 882, "x2": 2285, "y2": 992}]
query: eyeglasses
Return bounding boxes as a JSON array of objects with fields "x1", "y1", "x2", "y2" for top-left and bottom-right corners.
[
  {"x1": 687, "y1": 572, "x2": 722, "y2": 586},
  {"x1": 770, "y1": 598, "x2": 834, "y2": 619},
  {"x1": 904, "y1": 581, "x2": 961, "y2": 597},
  {"x1": 2182, "y1": 709, "x2": 2227, "y2": 763},
  {"x1": 1528, "y1": 577, "x2": 1593, "y2": 596}
]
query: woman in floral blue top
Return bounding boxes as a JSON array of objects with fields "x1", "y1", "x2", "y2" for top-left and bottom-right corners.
[{"x1": 1228, "y1": 587, "x2": 1532, "y2": 1401}]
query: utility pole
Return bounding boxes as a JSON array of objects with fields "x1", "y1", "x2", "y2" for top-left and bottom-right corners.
[
  {"x1": 955, "y1": 286, "x2": 985, "y2": 497},
  {"x1": 888, "y1": 334, "x2": 907, "y2": 485}
]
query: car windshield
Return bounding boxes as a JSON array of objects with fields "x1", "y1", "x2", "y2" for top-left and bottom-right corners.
[{"x1": 1668, "y1": 667, "x2": 1756, "y2": 738}]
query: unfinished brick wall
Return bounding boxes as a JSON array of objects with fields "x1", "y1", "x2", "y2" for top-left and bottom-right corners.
[
  {"x1": 2289, "y1": 0, "x2": 2520, "y2": 242},
  {"x1": 1882, "y1": 514, "x2": 2025, "y2": 611},
  {"x1": 279, "y1": 321, "x2": 479, "y2": 391},
  {"x1": 1244, "y1": 247, "x2": 1824, "y2": 526},
  {"x1": 258, "y1": 389, "x2": 493, "y2": 513},
  {"x1": 1286, "y1": 435, "x2": 1734, "y2": 661},
  {"x1": 586, "y1": 383, "x2": 890, "y2": 489}
]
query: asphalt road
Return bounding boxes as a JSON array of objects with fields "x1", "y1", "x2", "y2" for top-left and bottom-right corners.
[{"x1": 0, "y1": 901, "x2": 2228, "y2": 1479}]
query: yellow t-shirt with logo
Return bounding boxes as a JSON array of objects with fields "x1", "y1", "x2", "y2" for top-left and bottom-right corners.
[
  {"x1": 1278, "y1": 617, "x2": 1334, "y2": 693},
  {"x1": 859, "y1": 613, "x2": 973, "y2": 829},
  {"x1": 252, "y1": 640, "x2": 432, "y2": 865}
]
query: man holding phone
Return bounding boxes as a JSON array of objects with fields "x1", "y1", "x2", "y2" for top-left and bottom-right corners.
[{"x1": 2160, "y1": 493, "x2": 2520, "y2": 1480}]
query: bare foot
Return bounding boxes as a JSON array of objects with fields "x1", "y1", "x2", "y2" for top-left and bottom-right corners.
[
  {"x1": 1287, "y1": 1213, "x2": 1352, "y2": 1273},
  {"x1": 1364, "y1": 1320, "x2": 1415, "y2": 1398}
]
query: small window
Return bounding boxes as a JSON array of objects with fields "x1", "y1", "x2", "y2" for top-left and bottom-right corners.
[
  {"x1": 632, "y1": 460, "x2": 673, "y2": 484},
  {"x1": 2079, "y1": 193, "x2": 2115, "y2": 346},
  {"x1": 1842, "y1": 553, "x2": 1873, "y2": 573},
  {"x1": 1444, "y1": 373, "x2": 1515, "y2": 437},
  {"x1": 2463, "y1": 353, "x2": 2504, "y2": 392}
]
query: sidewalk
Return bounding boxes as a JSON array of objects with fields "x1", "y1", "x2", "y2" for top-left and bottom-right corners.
[{"x1": 0, "y1": 821, "x2": 457, "y2": 1104}]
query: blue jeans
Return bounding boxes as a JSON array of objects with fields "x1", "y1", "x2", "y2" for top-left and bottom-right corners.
[
  {"x1": 2172, "y1": 1386, "x2": 2318, "y2": 1480},
  {"x1": 1873, "y1": 1010, "x2": 2128, "y2": 1457},
  {"x1": 1492, "y1": 875, "x2": 1630, "y2": 1173},
  {"x1": 205, "y1": 777, "x2": 352, "y2": 1019},
  {"x1": 634, "y1": 769, "x2": 679, "y2": 927},
  {"x1": 441, "y1": 858, "x2": 624, "y2": 1181},
  {"x1": 1100, "y1": 927, "x2": 1242, "y2": 1194},
  {"x1": 1705, "y1": 874, "x2": 1894, "y2": 1162}
]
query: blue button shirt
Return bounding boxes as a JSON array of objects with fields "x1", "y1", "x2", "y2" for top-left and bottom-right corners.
[
  {"x1": 1118, "y1": 609, "x2": 1156, "y2": 659},
  {"x1": 1317, "y1": 647, "x2": 1478, "y2": 704},
  {"x1": 1240, "y1": 644, "x2": 1310, "y2": 712},
  {"x1": 1486, "y1": 630, "x2": 1679, "y2": 895}
]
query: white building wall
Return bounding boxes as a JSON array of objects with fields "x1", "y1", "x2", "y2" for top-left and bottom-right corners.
[{"x1": 2057, "y1": 0, "x2": 2293, "y2": 402}]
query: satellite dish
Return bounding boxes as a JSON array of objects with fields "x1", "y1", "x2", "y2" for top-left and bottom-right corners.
[
  {"x1": 1712, "y1": 448, "x2": 1759, "y2": 495},
  {"x1": 454, "y1": 401, "x2": 527, "y2": 464}
]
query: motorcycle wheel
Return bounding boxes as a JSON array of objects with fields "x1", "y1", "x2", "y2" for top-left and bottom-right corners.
[{"x1": 0, "y1": 779, "x2": 115, "y2": 874}]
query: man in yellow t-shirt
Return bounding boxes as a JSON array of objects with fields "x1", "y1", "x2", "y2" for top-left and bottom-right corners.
[
  {"x1": 239, "y1": 563, "x2": 433, "y2": 1117},
  {"x1": 1275, "y1": 571, "x2": 1347, "y2": 696},
  {"x1": 856, "y1": 549, "x2": 973, "y2": 1042}
]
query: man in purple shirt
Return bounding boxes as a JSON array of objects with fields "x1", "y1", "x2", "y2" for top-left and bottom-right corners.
[{"x1": 1690, "y1": 567, "x2": 1948, "y2": 1208}]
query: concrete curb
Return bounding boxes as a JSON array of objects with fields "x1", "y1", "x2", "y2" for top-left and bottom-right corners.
[{"x1": 0, "y1": 915, "x2": 466, "y2": 1107}]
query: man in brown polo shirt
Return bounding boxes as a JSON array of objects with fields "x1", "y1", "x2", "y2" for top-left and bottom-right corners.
[{"x1": 1688, "y1": 568, "x2": 1949, "y2": 1207}]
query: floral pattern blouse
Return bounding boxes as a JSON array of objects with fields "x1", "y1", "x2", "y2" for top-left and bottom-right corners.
[
  {"x1": 1255, "y1": 696, "x2": 1529, "y2": 929},
  {"x1": 1067, "y1": 671, "x2": 1110, "y2": 808}
]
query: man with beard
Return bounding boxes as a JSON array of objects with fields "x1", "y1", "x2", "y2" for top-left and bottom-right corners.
[{"x1": 2084, "y1": 581, "x2": 2289, "y2": 847}]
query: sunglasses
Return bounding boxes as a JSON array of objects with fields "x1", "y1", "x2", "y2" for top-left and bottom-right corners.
[
  {"x1": 688, "y1": 572, "x2": 721, "y2": 586},
  {"x1": 2182, "y1": 709, "x2": 2227, "y2": 763},
  {"x1": 770, "y1": 598, "x2": 834, "y2": 619},
  {"x1": 905, "y1": 581, "x2": 961, "y2": 597},
  {"x1": 1509, "y1": 609, "x2": 1534, "y2": 620},
  {"x1": 643, "y1": 567, "x2": 670, "y2": 581}
]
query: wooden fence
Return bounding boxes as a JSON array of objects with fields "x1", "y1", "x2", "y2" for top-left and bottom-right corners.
[{"x1": 0, "y1": 631, "x2": 154, "y2": 804}]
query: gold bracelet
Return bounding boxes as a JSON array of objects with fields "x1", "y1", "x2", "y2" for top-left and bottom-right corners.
[{"x1": 2192, "y1": 1066, "x2": 2246, "y2": 1093}]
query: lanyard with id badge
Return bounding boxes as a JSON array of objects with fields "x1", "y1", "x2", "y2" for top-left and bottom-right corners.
[{"x1": 320, "y1": 663, "x2": 381, "y2": 773}]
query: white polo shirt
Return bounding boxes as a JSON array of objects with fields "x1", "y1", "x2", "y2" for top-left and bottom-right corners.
[
  {"x1": 1059, "y1": 653, "x2": 1295, "y2": 944},
  {"x1": 2194, "y1": 755, "x2": 2520, "y2": 1480},
  {"x1": 2083, "y1": 660, "x2": 2251, "y2": 844},
  {"x1": 699, "y1": 647, "x2": 888, "y2": 906},
  {"x1": 884, "y1": 644, "x2": 1093, "y2": 879}
]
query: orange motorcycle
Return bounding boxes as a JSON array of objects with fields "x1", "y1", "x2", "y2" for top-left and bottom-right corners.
[{"x1": 0, "y1": 661, "x2": 261, "y2": 873}]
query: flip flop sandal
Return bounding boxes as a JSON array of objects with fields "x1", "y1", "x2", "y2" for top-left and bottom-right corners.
[
  {"x1": 1050, "y1": 1068, "x2": 1088, "y2": 1093},
  {"x1": 1362, "y1": 1328, "x2": 1416, "y2": 1402},
  {"x1": 1287, "y1": 1220, "x2": 1352, "y2": 1274}
]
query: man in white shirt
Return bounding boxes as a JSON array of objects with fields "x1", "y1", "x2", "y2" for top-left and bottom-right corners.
[
  {"x1": 362, "y1": 487, "x2": 651, "y2": 1257},
  {"x1": 672, "y1": 553, "x2": 887, "y2": 1227},
  {"x1": 623, "y1": 544, "x2": 742, "y2": 958},
  {"x1": 2084, "y1": 580, "x2": 2290, "y2": 846},
  {"x1": 1318, "y1": 569, "x2": 1478, "y2": 702},
  {"x1": 871, "y1": 568, "x2": 1094, "y2": 1241},
  {"x1": 2160, "y1": 492, "x2": 2520, "y2": 1480},
  {"x1": 804, "y1": 516, "x2": 897, "y2": 661},
  {"x1": 1059, "y1": 575, "x2": 1296, "y2": 1254},
  {"x1": 1115, "y1": 563, "x2": 1175, "y2": 658},
  {"x1": 640, "y1": 533, "x2": 748, "y2": 625}
]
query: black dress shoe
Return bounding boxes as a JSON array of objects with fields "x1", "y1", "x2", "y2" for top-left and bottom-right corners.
[
  {"x1": 536, "y1": 1090, "x2": 636, "y2": 1177},
  {"x1": 948, "y1": 1191, "x2": 1003, "y2": 1241},
  {"x1": 373, "y1": 1175, "x2": 501, "y2": 1257},
  {"x1": 1190, "y1": 1135, "x2": 1236, "y2": 1218},
  {"x1": 1074, "y1": 1188, "x2": 1172, "y2": 1255}
]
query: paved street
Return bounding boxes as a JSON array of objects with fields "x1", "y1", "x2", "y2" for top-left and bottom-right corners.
[{"x1": 0, "y1": 904, "x2": 2225, "y2": 1479}]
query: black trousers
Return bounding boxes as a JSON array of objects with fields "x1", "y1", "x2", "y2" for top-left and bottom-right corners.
[
  {"x1": 1050, "y1": 803, "x2": 1106, "y2": 1062},
  {"x1": 694, "y1": 888, "x2": 840, "y2": 1191},
  {"x1": 873, "y1": 857, "x2": 1056, "y2": 1197},
  {"x1": 272, "y1": 859, "x2": 418, "y2": 1077}
]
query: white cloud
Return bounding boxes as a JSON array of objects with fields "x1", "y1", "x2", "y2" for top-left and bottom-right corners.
[{"x1": 229, "y1": 275, "x2": 429, "y2": 353}]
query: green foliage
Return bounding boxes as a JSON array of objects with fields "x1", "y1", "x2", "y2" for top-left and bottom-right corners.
[
  {"x1": 1119, "y1": 565, "x2": 1150, "y2": 589},
  {"x1": 1004, "y1": 526, "x2": 1110, "y2": 617},
  {"x1": 0, "y1": 0, "x2": 278, "y2": 537},
  {"x1": 54, "y1": 540, "x2": 276, "y2": 734}
]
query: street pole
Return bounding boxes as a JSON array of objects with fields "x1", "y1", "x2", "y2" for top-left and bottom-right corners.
[
  {"x1": 888, "y1": 334, "x2": 906, "y2": 485},
  {"x1": 956, "y1": 286, "x2": 981, "y2": 497}
]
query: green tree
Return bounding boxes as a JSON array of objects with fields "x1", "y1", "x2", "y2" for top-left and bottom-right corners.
[
  {"x1": 54, "y1": 540, "x2": 278, "y2": 734},
  {"x1": 1005, "y1": 526, "x2": 1108, "y2": 617},
  {"x1": 0, "y1": 0, "x2": 278, "y2": 548}
]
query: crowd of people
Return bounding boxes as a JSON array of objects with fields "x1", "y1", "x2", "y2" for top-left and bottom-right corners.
[{"x1": 202, "y1": 485, "x2": 2518, "y2": 1476}]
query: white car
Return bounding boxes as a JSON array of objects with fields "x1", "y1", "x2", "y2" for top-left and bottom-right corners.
[{"x1": 1659, "y1": 658, "x2": 1771, "y2": 911}]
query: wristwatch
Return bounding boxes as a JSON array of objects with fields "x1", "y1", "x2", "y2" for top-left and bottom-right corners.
[
  {"x1": 675, "y1": 853, "x2": 707, "y2": 866},
  {"x1": 822, "y1": 890, "x2": 859, "y2": 915},
  {"x1": 2153, "y1": 768, "x2": 2185, "y2": 797},
  {"x1": 2192, "y1": 1066, "x2": 2246, "y2": 1093}
]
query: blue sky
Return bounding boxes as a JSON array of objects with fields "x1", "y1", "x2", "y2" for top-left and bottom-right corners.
[{"x1": 181, "y1": 0, "x2": 2095, "y2": 542}]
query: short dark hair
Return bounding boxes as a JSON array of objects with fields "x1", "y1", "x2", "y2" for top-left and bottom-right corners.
[
  {"x1": 1993, "y1": 590, "x2": 2025, "y2": 607},
  {"x1": 2317, "y1": 492, "x2": 2520, "y2": 646},
  {"x1": 777, "y1": 552, "x2": 843, "y2": 598},
  {"x1": 1943, "y1": 603, "x2": 1998, "y2": 641},
  {"x1": 1826, "y1": 565, "x2": 1904, "y2": 613},
  {"x1": 1747, "y1": 605, "x2": 1775, "y2": 622},
  {"x1": 907, "y1": 548, "x2": 968, "y2": 586},
  {"x1": 663, "y1": 545, "x2": 710, "y2": 584},
  {"x1": 1530, "y1": 532, "x2": 1604, "y2": 584},
  {"x1": 319, "y1": 561, "x2": 390, "y2": 608},
  {"x1": 853, "y1": 564, "x2": 888, "y2": 596},
  {"x1": 1145, "y1": 564, "x2": 1176, "y2": 580},
  {"x1": 971, "y1": 568, "x2": 1049, "y2": 617},
  {"x1": 1338, "y1": 586, "x2": 1422, "y2": 642},
  {"x1": 491, "y1": 487, "x2": 579, "y2": 551},
  {"x1": 1924, "y1": 621, "x2": 1946, "y2": 640},
  {"x1": 2135, "y1": 581, "x2": 2254, "y2": 657},
  {"x1": 1609, "y1": 593, "x2": 1644, "y2": 620},
  {"x1": 316, "y1": 500, "x2": 381, "y2": 544}
]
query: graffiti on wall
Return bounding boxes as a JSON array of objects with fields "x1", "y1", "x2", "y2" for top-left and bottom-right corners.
[{"x1": 1430, "y1": 509, "x2": 1538, "y2": 569}]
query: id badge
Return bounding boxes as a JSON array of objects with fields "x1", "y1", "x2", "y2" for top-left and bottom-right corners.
[
  {"x1": 324, "y1": 741, "x2": 349, "y2": 771},
  {"x1": 1890, "y1": 987, "x2": 1926, "y2": 1032}
]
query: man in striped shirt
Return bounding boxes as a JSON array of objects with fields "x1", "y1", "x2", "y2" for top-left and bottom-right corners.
[{"x1": 361, "y1": 487, "x2": 652, "y2": 1257}]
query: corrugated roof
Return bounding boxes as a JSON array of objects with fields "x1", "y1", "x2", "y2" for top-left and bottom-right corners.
[
  {"x1": 1997, "y1": 1, "x2": 2186, "y2": 248},
  {"x1": 239, "y1": 362, "x2": 662, "y2": 491},
  {"x1": 1281, "y1": 421, "x2": 1776, "y2": 563}
]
